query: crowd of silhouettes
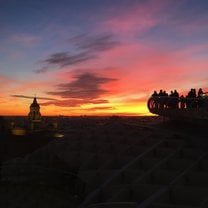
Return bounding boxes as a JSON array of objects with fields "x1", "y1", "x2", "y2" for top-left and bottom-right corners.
[{"x1": 151, "y1": 88, "x2": 206, "y2": 109}]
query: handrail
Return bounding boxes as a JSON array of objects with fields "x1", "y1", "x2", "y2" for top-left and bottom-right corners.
[{"x1": 147, "y1": 95, "x2": 208, "y2": 116}]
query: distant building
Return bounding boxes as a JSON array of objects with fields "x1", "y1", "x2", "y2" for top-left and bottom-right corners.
[{"x1": 28, "y1": 97, "x2": 41, "y2": 131}]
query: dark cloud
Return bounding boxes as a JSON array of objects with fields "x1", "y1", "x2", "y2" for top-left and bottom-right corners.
[
  {"x1": 11, "y1": 95, "x2": 57, "y2": 101},
  {"x1": 47, "y1": 73, "x2": 116, "y2": 99},
  {"x1": 44, "y1": 52, "x2": 95, "y2": 68},
  {"x1": 70, "y1": 33, "x2": 120, "y2": 52},
  {"x1": 43, "y1": 72, "x2": 117, "y2": 107},
  {"x1": 34, "y1": 33, "x2": 121, "y2": 73},
  {"x1": 33, "y1": 66, "x2": 48, "y2": 73}
]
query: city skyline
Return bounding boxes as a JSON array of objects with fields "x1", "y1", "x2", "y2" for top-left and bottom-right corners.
[{"x1": 1, "y1": 0, "x2": 208, "y2": 116}]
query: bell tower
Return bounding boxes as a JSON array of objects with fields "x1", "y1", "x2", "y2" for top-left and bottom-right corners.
[{"x1": 28, "y1": 97, "x2": 41, "y2": 130}]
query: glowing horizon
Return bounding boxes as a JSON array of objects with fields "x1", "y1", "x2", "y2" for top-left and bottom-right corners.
[{"x1": 1, "y1": 0, "x2": 208, "y2": 116}]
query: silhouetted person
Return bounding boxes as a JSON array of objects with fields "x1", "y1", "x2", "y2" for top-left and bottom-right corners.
[
  {"x1": 158, "y1": 89, "x2": 165, "y2": 109},
  {"x1": 168, "y1": 90, "x2": 176, "y2": 108},
  {"x1": 191, "y1": 88, "x2": 197, "y2": 108},
  {"x1": 180, "y1": 95, "x2": 185, "y2": 109},
  {"x1": 198, "y1": 88, "x2": 203, "y2": 97},
  {"x1": 173, "y1": 89, "x2": 179, "y2": 98},
  {"x1": 163, "y1": 90, "x2": 168, "y2": 108},
  {"x1": 197, "y1": 88, "x2": 204, "y2": 108},
  {"x1": 186, "y1": 89, "x2": 191, "y2": 108},
  {"x1": 158, "y1": 89, "x2": 163, "y2": 97},
  {"x1": 152, "y1": 90, "x2": 158, "y2": 108},
  {"x1": 173, "y1": 89, "x2": 179, "y2": 108},
  {"x1": 152, "y1": 91, "x2": 158, "y2": 97},
  {"x1": 186, "y1": 88, "x2": 197, "y2": 108}
]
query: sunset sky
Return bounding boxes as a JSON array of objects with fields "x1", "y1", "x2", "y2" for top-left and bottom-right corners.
[{"x1": 1, "y1": 0, "x2": 208, "y2": 116}]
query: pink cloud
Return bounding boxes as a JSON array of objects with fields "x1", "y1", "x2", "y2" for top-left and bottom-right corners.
[
  {"x1": 100, "y1": 0, "x2": 208, "y2": 38},
  {"x1": 90, "y1": 40, "x2": 208, "y2": 98},
  {"x1": 99, "y1": 0, "x2": 169, "y2": 37}
]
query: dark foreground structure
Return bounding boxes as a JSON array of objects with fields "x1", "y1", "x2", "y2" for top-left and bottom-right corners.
[
  {"x1": 1, "y1": 116, "x2": 208, "y2": 207},
  {"x1": 147, "y1": 91, "x2": 208, "y2": 123}
]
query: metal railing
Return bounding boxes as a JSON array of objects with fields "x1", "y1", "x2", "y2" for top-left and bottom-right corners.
[{"x1": 148, "y1": 95, "x2": 208, "y2": 112}]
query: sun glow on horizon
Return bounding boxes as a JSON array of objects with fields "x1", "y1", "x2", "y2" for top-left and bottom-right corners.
[{"x1": 0, "y1": 97, "x2": 151, "y2": 116}]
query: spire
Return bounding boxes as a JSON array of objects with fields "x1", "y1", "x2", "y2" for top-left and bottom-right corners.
[
  {"x1": 30, "y1": 97, "x2": 39, "y2": 108},
  {"x1": 33, "y1": 97, "x2": 37, "y2": 104}
]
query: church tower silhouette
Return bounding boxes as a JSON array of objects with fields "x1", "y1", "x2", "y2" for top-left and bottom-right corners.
[{"x1": 28, "y1": 97, "x2": 41, "y2": 130}]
